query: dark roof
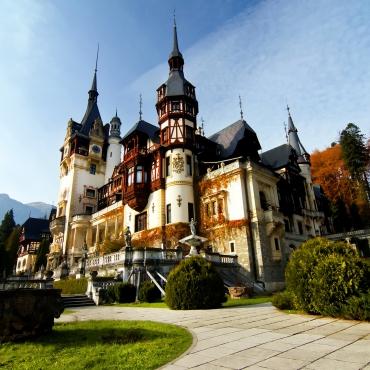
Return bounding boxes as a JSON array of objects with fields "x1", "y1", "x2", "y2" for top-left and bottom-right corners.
[
  {"x1": 261, "y1": 144, "x2": 299, "y2": 170},
  {"x1": 122, "y1": 120, "x2": 159, "y2": 142},
  {"x1": 22, "y1": 218, "x2": 50, "y2": 241},
  {"x1": 208, "y1": 119, "x2": 261, "y2": 159},
  {"x1": 169, "y1": 23, "x2": 183, "y2": 60},
  {"x1": 165, "y1": 70, "x2": 193, "y2": 97},
  {"x1": 79, "y1": 99, "x2": 102, "y2": 136}
]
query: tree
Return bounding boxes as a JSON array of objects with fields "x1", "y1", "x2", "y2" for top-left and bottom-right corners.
[
  {"x1": 340, "y1": 123, "x2": 370, "y2": 200},
  {"x1": 4, "y1": 227, "x2": 21, "y2": 275},
  {"x1": 34, "y1": 238, "x2": 50, "y2": 273},
  {"x1": 0, "y1": 210, "x2": 16, "y2": 275}
]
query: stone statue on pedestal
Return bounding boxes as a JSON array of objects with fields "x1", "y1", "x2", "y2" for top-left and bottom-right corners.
[{"x1": 124, "y1": 226, "x2": 132, "y2": 248}]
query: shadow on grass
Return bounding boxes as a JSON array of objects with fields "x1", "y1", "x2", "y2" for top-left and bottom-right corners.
[{"x1": 21, "y1": 326, "x2": 164, "y2": 348}]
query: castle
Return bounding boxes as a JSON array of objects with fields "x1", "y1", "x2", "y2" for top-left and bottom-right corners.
[{"x1": 47, "y1": 22, "x2": 330, "y2": 290}]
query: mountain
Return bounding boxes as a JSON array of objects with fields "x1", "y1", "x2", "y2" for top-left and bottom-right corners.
[{"x1": 0, "y1": 194, "x2": 55, "y2": 225}]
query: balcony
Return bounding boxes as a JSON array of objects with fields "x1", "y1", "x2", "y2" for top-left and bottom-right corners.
[
  {"x1": 263, "y1": 208, "x2": 284, "y2": 236},
  {"x1": 123, "y1": 148, "x2": 147, "y2": 163},
  {"x1": 71, "y1": 214, "x2": 92, "y2": 224},
  {"x1": 123, "y1": 183, "x2": 150, "y2": 212},
  {"x1": 49, "y1": 216, "x2": 66, "y2": 233}
]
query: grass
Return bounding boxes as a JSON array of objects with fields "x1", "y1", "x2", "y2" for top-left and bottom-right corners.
[
  {"x1": 61, "y1": 309, "x2": 76, "y2": 315},
  {"x1": 111, "y1": 295, "x2": 272, "y2": 309},
  {"x1": 0, "y1": 320, "x2": 192, "y2": 370}
]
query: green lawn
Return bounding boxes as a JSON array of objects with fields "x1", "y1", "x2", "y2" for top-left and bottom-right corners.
[
  {"x1": 61, "y1": 309, "x2": 76, "y2": 315},
  {"x1": 112, "y1": 295, "x2": 272, "y2": 309},
  {"x1": 0, "y1": 320, "x2": 192, "y2": 370}
]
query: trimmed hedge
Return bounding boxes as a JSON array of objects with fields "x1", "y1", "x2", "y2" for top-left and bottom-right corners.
[
  {"x1": 54, "y1": 277, "x2": 88, "y2": 295},
  {"x1": 279, "y1": 237, "x2": 370, "y2": 320},
  {"x1": 271, "y1": 291, "x2": 294, "y2": 310},
  {"x1": 139, "y1": 280, "x2": 161, "y2": 303},
  {"x1": 165, "y1": 256, "x2": 226, "y2": 310},
  {"x1": 107, "y1": 282, "x2": 136, "y2": 303}
]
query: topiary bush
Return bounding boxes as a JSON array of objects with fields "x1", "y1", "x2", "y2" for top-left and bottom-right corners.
[
  {"x1": 165, "y1": 256, "x2": 226, "y2": 310},
  {"x1": 54, "y1": 277, "x2": 88, "y2": 295},
  {"x1": 284, "y1": 237, "x2": 370, "y2": 319},
  {"x1": 272, "y1": 291, "x2": 294, "y2": 310},
  {"x1": 138, "y1": 280, "x2": 162, "y2": 303}
]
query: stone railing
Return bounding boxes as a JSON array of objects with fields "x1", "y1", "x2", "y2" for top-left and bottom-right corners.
[
  {"x1": 0, "y1": 278, "x2": 54, "y2": 290},
  {"x1": 86, "y1": 251, "x2": 126, "y2": 269},
  {"x1": 202, "y1": 252, "x2": 238, "y2": 265}
]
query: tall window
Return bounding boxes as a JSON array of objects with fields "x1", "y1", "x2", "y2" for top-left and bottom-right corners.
[
  {"x1": 90, "y1": 164, "x2": 96, "y2": 175},
  {"x1": 297, "y1": 221, "x2": 304, "y2": 235},
  {"x1": 259, "y1": 191, "x2": 269, "y2": 210},
  {"x1": 127, "y1": 167, "x2": 134, "y2": 186},
  {"x1": 151, "y1": 159, "x2": 160, "y2": 181},
  {"x1": 274, "y1": 238, "x2": 280, "y2": 251},
  {"x1": 86, "y1": 188, "x2": 96, "y2": 198},
  {"x1": 135, "y1": 212, "x2": 147, "y2": 232},
  {"x1": 166, "y1": 156, "x2": 171, "y2": 177},
  {"x1": 212, "y1": 201, "x2": 217, "y2": 216},
  {"x1": 136, "y1": 165, "x2": 144, "y2": 183},
  {"x1": 229, "y1": 241, "x2": 235, "y2": 253},
  {"x1": 185, "y1": 126, "x2": 193, "y2": 139},
  {"x1": 85, "y1": 206, "x2": 93, "y2": 215},
  {"x1": 162, "y1": 128, "x2": 168, "y2": 143},
  {"x1": 188, "y1": 203, "x2": 194, "y2": 222},
  {"x1": 166, "y1": 204, "x2": 172, "y2": 224},
  {"x1": 186, "y1": 155, "x2": 192, "y2": 176}
]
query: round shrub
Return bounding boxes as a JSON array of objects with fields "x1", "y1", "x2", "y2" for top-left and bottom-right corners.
[
  {"x1": 310, "y1": 255, "x2": 370, "y2": 316},
  {"x1": 272, "y1": 291, "x2": 294, "y2": 310},
  {"x1": 342, "y1": 293, "x2": 370, "y2": 321},
  {"x1": 285, "y1": 237, "x2": 358, "y2": 313},
  {"x1": 165, "y1": 256, "x2": 226, "y2": 310},
  {"x1": 138, "y1": 280, "x2": 162, "y2": 303}
]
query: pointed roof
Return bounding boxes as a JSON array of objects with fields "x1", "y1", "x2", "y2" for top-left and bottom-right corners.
[
  {"x1": 261, "y1": 144, "x2": 300, "y2": 170},
  {"x1": 169, "y1": 20, "x2": 183, "y2": 60},
  {"x1": 122, "y1": 120, "x2": 159, "y2": 143},
  {"x1": 287, "y1": 106, "x2": 309, "y2": 163},
  {"x1": 208, "y1": 119, "x2": 261, "y2": 159}
]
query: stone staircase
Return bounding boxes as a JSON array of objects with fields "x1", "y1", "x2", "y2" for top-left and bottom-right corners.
[{"x1": 61, "y1": 294, "x2": 96, "y2": 308}]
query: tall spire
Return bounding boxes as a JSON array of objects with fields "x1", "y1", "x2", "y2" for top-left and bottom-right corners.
[
  {"x1": 89, "y1": 44, "x2": 99, "y2": 100},
  {"x1": 286, "y1": 106, "x2": 309, "y2": 162},
  {"x1": 168, "y1": 15, "x2": 184, "y2": 70}
]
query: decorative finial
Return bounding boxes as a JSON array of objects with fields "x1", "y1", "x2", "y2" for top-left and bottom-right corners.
[
  {"x1": 286, "y1": 104, "x2": 290, "y2": 115},
  {"x1": 115, "y1": 107, "x2": 118, "y2": 117},
  {"x1": 201, "y1": 117, "x2": 205, "y2": 136},
  {"x1": 139, "y1": 94, "x2": 142, "y2": 120},
  {"x1": 239, "y1": 95, "x2": 244, "y2": 120},
  {"x1": 95, "y1": 43, "x2": 99, "y2": 73},
  {"x1": 173, "y1": 8, "x2": 176, "y2": 26}
]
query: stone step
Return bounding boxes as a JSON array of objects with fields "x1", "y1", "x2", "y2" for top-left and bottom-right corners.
[{"x1": 61, "y1": 295, "x2": 95, "y2": 308}]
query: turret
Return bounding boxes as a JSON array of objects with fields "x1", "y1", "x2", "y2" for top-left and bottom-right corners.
[{"x1": 105, "y1": 111, "x2": 122, "y2": 182}]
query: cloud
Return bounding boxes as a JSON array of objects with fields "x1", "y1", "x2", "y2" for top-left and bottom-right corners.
[{"x1": 131, "y1": 0, "x2": 370, "y2": 152}]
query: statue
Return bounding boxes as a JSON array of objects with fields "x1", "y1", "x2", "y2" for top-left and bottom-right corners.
[
  {"x1": 190, "y1": 218, "x2": 197, "y2": 236},
  {"x1": 124, "y1": 226, "x2": 132, "y2": 248}
]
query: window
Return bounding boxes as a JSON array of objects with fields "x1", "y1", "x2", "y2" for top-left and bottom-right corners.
[
  {"x1": 185, "y1": 126, "x2": 193, "y2": 139},
  {"x1": 218, "y1": 199, "x2": 224, "y2": 214},
  {"x1": 188, "y1": 203, "x2": 194, "y2": 222},
  {"x1": 274, "y1": 238, "x2": 280, "y2": 251},
  {"x1": 85, "y1": 206, "x2": 93, "y2": 215},
  {"x1": 297, "y1": 221, "x2": 304, "y2": 235},
  {"x1": 186, "y1": 103, "x2": 193, "y2": 114},
  {"x1": 135, "y1": 212, "x2": 147, "y2": 232},
  {"x1": 166, "y1": 156, "x2": 171, "y2": 177},
  {"x1": 284, "y1": 219, "x2": 291, "y2": 232},
  {"x1": 259, "y1": 191, "x2": 269, "y2": 211},
  {"x1": 206, "y1": 203, "x2": 212, "y2": 217},
  {"x1": 110, "y1": 152, "x2": 112, "y2": 158},
  {"x1": 151, "y1": 159, "x2": 160, "y2": 181},
  {"x1": 229, "y1": 241, "x2": 235, "y2": 253},
  {"x1": 212, "y1": 201, "x2": 217, "y2": 216},
  {"x1": 171, "y1": 101, "x2": 180, "y2": 112},
  {"x1": 162, "y1": 127, "x2": 168, "y2": 143},
  {"x1": 90, "y1": 164, "x2": 96, "y2": 175},
  {"x1": 136, "y1": 165, "x2": 144, "y2": 183},
  {"x1": 86, "y1": 188, "x2": 96, "y2": 198},
  {"x1": 186, "y1": 155, "x2": 192, "y2": 176},
  {"x1": 166, "y1": 204, "x2": 172, "y2": 224},
  {"x1": 127, "y1": 167, "x2": 134, "y2": 186}
]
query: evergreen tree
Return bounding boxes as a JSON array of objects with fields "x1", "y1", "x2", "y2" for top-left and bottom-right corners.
[
  {"x1": 34, "y1": 238, "x2": 50, "y2": 273},
  {"x1": 340, "y1": 123, "x2": 370, "y2": 199},
  {"x1": 331, "y1": 199, "x2": 348, "y2": 232},
  {"x1": 0, "y1": 210, "x2": 16, "y2": 276},
  {"x1": 4, "y1": 227, "x2": 21, "y2": 275}
]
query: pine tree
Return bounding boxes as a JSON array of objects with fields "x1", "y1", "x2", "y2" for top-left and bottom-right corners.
[
  {"x1": 0, "y1": 210, "x2": 16, "y2": 276},
  {"x1": 4, "y1": 227, "x2": 21, "y2": 275},
  {"x1": 331, "y1": 199, "x2": 348, "y2": 232},
  {"x1": 340, "y1": 123, "x2": 370, "y2": 200}
]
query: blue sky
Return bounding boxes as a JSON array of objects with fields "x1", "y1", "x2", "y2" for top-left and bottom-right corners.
[{"x1": 1, "y1": 0, "x2": 369, "y2": 204}]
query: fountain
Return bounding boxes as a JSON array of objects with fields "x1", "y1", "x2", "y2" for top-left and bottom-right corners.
[{"x1": 179, "y1": 219, "x2": 208, "y2": 257}]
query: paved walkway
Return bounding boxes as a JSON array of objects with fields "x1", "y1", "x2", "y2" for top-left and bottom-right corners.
[{"x1": 57, "y1": 303, "x2": 370, "y2": 370}]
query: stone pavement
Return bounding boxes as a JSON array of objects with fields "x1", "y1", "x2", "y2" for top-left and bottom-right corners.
[{"x1": 57, "y1": 303, "x2": 370, "y2": 369}]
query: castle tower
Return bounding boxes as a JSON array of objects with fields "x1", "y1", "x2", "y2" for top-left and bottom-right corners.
[
  {"x1": 105, "y1": 110, "x2": 122, "y2": 183},
  {"x1": 50, "y1": 55, "x2": 109, "y2": 266},
  {"x1": 155, "y1": 19, "x2": 199, "y2": 226}
]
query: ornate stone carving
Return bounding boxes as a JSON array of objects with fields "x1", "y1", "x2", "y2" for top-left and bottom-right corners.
[{"x1": 172, "y1": 153, "x2": 184, "y2": 174}]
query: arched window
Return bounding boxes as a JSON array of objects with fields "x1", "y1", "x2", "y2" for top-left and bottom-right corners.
[{"x1": 259, "y1": 191, "x2": 269, "y2": 211}]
